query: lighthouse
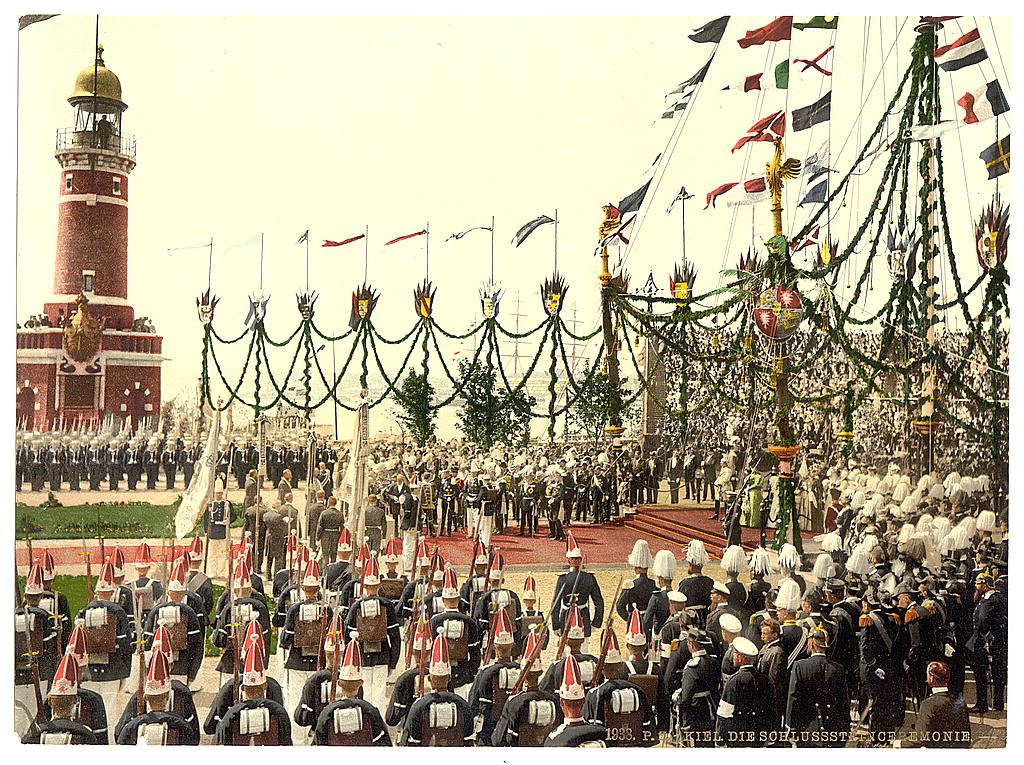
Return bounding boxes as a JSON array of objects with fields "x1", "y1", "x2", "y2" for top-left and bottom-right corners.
[{"x1": 16, "y1": 44, "x2": 163, "y2": 431}]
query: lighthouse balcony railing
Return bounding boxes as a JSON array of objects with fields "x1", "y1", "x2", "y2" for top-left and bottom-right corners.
[{"x1": 55, "y1": 128, "x2": 137, "y2": 160}]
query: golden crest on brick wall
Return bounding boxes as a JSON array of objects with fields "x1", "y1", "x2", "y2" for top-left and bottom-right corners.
[{"x1": 63, "y1": 293, "x2": 101, "y2": 362}]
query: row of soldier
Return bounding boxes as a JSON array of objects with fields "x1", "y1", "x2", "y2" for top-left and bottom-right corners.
[{"x1": 15, "y1": 501, "x2": 1006, "y2": 747}]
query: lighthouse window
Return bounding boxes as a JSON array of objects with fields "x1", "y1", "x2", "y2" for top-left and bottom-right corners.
[
  {"x1": 83, "y1": 272, "x2": 95, "y2": 293},
  {"x1": 112, "y1": 177, "x2": 121, "y2": 195},
  {"x1": 65, "y1": 174, "x2": 73, "y2": 191}
]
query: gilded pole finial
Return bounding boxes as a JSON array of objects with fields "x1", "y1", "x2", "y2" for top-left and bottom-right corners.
[
  {"x1": 765, "y1": 137, "x2": 802, "y2": 237},
  {"x1": 96, "y1": 43, "x2": 105, "y2": 66}
]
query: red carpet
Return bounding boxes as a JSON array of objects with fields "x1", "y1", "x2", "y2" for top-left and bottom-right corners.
[{"x1": 16, "y1": 508, "x2": 814, "y2": 571}]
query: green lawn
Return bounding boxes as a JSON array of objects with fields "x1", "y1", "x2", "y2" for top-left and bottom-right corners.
[{"x1": 15, "y1": 499, "x2": 243, "y2": 540}]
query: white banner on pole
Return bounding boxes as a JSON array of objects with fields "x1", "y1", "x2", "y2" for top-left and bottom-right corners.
[{"x1": 174, "y1": 409, "x2": 221, "y2": 538}]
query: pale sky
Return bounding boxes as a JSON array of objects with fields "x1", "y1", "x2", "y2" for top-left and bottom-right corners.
[{"x1": 14, "y1": 10, "x2": 1012, "y2": 438}]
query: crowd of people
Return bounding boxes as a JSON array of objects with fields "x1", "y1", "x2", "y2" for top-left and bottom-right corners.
[{"x1": 14, "y1": 443, "x2": 1008, "y2": 747}]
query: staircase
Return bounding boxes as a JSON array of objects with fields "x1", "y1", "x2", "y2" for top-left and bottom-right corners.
[{"x1": 624, "y1": 505, "x2": 763, "y2": 559}]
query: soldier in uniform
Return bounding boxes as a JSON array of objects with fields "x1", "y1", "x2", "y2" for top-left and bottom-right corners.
[
  {"x1": 545, "y1": 473, "x2": 566, "y2": 540},
  {"x1": 204, "y1": 622, "x2": 285, "y2": 737},
  {"x1": 786, "y1": 625, "x2": 851, "y2": 747},
  {"x1": 115, "y1": 632, "x2": 200, "y2": 743},
  {"x1": 619, "y1": 608, "x2": 668, "y2": 737},
  {"x1": 677, "y1": 540, "x2": 714, "y2": 624},
  {"x1": 519, "y1": 575, "x2": 550, "y2": 651},
  {"x1": 755, "y1": 617, "x2": 786, "y2": 727},
  {"x1": 344, "y1": 556, "x2": 401, "y2": 710},
  {"x1": 215, "y1": 633, "x2": 293, "y2": 745},
  {"x1": 47, "y1": 626, "x2": 109, "y2": 743},
  {"x1": 292, "y1": 613, "x2": 344, "y2": 737},
  {"x1": 902, "y1": 661, "x2": 972, "y2": 748},
  {"x1": 161, "y1": 442, "x2": 179, "y2": 490},
  {"x1": 115, "y1": 650, "x2": 199, "y2": 745},
  {"x1": 386, "y1": 617, "x2": 433, "y2": 729},
  {"x1": 438, "y1": 468, "x2": 460, "y2": 536},
  {"x1": 129, "y1": 542, "x2": 163, "y2": 624},
  {"x1": 673, "y1": 627, "x2": 718, "y2": 747},
  {"x1": 144, "y1": 560, "x2": 204, "y2": 683},
  {"x1": 545, "y1": 654, "x2": 607, "y2": 747},
  {"x1": 279, "y1": 560, "x2": 332, "y2": 738},
  {"x1": 463, "y1": 470, "x2": 485, "y2": 538},
  {"x1": 22, "y1": 655, "x2": 98, "y2": 745},
  {"x1": 38, "y1": 551, "x2": 73, "y2": 640},
  {"x1": 859, "y1": 593, "x2": 910, "y2": 738},
  {"x1": 583, "y1": 629, "x2": 654, "y2": 746},
  {"x1": 77, "y1": 561, "x2": 133, "y2": 693},
  {"x1": 775, "y1": 579, "x2": 808, "y2": 671},
  {"x1": 704, "y1": 581, "x2": 742, "y2": 656},
  {"x1": 15, "y1": 563, "x2": 60, "y2": 739},
  {"x1": 715, "y1": 636, "x2": 771, "y2": 747},
  {"x1": 969, "y1": 570, "x2": 1008, "y2": 712},
  {"x1": 181, "y1": 440, "x2": 198, "y2": 488},
  {"x1": 211, "y1": 557, "x2": 272, "y2": 684},
  {"x1": 617, "y1": 540, "x2": 658, "y2": 621},
  {"x1": 460, "y1": 540, "x2": 490, "y2": 615},
  {"x1": 143, "y1": 439, "x2": 161, "y2": 490},
  {"x1": 643, "y1": 549, "x2": 677, "y2": 637},
  {"x1": 491, "y1": 629, "x2": 561, "y2": 746},
  {"x1": 262, "y1": 503, "x2": 290, "y2": 578},
  {"x1": 315, "y1": 497, "x2": 344, "y2": 566},
  {"x1": 364, "y1": 493, "x2": 387, "y2": 555},
  {"x1": 306, "y1": 489, "x2": 327, "y2": 556},
  {"x1": 539, "y1": 606, "x2": 599, "y2": 694},
  {"x1": 86, "y1": 438, "x2": 103, "y2": 491},
  {"x1": 185, "y1": 538, "x2": 215, "y2": 630},
  {"x1": 468, "y1": 606, "x2": 521, "y2": 745},
  {"x1": 431, "y1": 567, "x2": 483, "y2": 696},
  {"x1": 472, "y1": 553, "x2": 524, "y2": 656},
  {"x1": 550, "y1": 532, "x2": 604, "y2": 654},
  {"x1": 311, "y1": 637, "x2": 392, "y2": 746},
  {"x1": 401, "y1": 632, "x2": 475, "y2": 746}
]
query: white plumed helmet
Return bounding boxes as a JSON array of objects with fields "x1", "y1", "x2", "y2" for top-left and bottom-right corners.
[
  {"x1": 776, "y1": 579, "x2": 802, "y2": 611},
  {"x1": 627, "y1": 539, "x2": 654, "y2": 569},
  {"x1": 777, "y1": 543, "x2": 800, "y2": 571},
  {"x1": 721, "y1": 545, "x2": 748, "y2": 574},
  {"x1": 812, "y1": 553, "x2": 834, "y2": 580},
  {"x1": 819, "y1": 531, "x2": 843, "y2": 553},
  {"x1": 652, "y1": 549, "x2": 677, "y2": 580},
  {"x1": 977, "y1": 510, "x2": 998, "y2": 533},
  {"x1": 846, "y1": 546, "x2": 871, "y2": 576},
  {"x1": 748, "y1": 547, "x2": 774, "y2": 576},
  {"x1": 685, "y1": 540, "x2": 710, "y2": 567}
]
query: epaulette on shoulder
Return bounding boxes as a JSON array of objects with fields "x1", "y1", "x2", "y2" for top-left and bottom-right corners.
[
  {"x1": 903, "y1": 609, "x2": 919, "y2": 624},
  {"x1": 922, "y1": 601, "x2": 937, "y2": 615},
  {"x1": 859, "y1": 614, "x2": 872, "y2": 628}
]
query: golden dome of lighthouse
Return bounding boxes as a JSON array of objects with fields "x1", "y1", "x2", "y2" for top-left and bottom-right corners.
[{"x1": 69, "y1": 44, "x2": 126, "y2": 111}]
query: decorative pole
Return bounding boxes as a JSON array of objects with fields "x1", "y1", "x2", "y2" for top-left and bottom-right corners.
[
  {"x1": 910, "y1": 19, "x2": 942, "y2": 471},
  {"x1": 761, "y1": 136, "x2": 803, "y2": 551},
  {"x1": 599, "y1": 244, "x2": 624, "y2": 439}
]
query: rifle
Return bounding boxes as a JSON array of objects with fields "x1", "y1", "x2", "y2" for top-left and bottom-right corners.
[
  {"x1": 507, "y1": 580, "x2": 568, "y2": 697},
  {"x1": 134, "y1": 590, "x2": 146, "y2": 715},
  {"x1": 98, "y1": 536, "x2": 106, "y2": 566},
  {"x1": 415, "y1": 600, "x2": 429, "y2": 698},
  {"x1": 81, "y1": 536, "x2": 93, "y2": 601},
  {"x1": 26, "y1": 537, "x2": 34, "y2": 569},
  {"x1": 18, "y1": 582, "x2": 46, "y2": 724},
  {"x1": 553, "y1": 564, "x2": 586, "y2": 660},
  {"x1": 227, "y1": 535, "x2": 240, "y2": 705},
  {"x1": 328, "y1": 616, "x2": 341, "y2": 703},
  {"x1": 589, "y1": 575, "x2": 624, "y2": 688}
]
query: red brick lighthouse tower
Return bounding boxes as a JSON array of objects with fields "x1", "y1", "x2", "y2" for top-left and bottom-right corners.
[{"x1": 16, "y1": 44, "x2": 163, "y2": 431}]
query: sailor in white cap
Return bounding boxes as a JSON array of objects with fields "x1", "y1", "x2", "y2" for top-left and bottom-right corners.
[
  {"x1": 716, "y1": 612, "x2": 744, "y2": 686},
  {"x1": 704, "y1": 581, "x2": 741, "y2": 656},
  {"x1": 715, "y1": 636, "x2": 772, "y2": 746}
]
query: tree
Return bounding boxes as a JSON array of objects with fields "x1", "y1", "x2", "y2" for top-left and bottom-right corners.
[
  {"x1": 565, "y1": 372, "x2": 639, "y2": 443},
  {"x1": 394, "y1": 369, "x2": 437, "y2": 447},
  {"x1": 456, "y1": 359, "x2": 536, "y2": 449}
]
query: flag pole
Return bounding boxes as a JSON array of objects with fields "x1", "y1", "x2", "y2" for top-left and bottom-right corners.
[
  {"x1": 305, "y1": 227, "x2": 310, "y2": 291},
  {"x1": 207, "y1": 237, "x2": 214, "y2": 292},
  {"x1": 490, "y1": 215, "x2": 496, "y2": 282},
  {"x1": 363, "y1": 225, "x2": 369, "y2": 283},
  {"x1": 259, "y1": 233, "x2": 265, "y2": 292},
  {"x1": 553, "y1": 209, "x2": 559, "y2": 273},
  {"x1": 425, "y1": 223, "x2": 430, "y2": 280}
]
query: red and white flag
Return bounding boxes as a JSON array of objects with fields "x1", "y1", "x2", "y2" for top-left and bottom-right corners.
[
  {"x1": 322, "y1": 234, "x2": 365, "y2": 247},
  {"x1": 384, "y1": 229, "x2": 428, "y2": 246},
  {"x1": 732, "y1": 111, "x2": 786, "y2": 152},
  {"x1": 934, "y1": 28, "x2": 988, "y2": 71},
  {"x1": 956, "y1": 80, "x2": 1009, "y2": 125}
]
